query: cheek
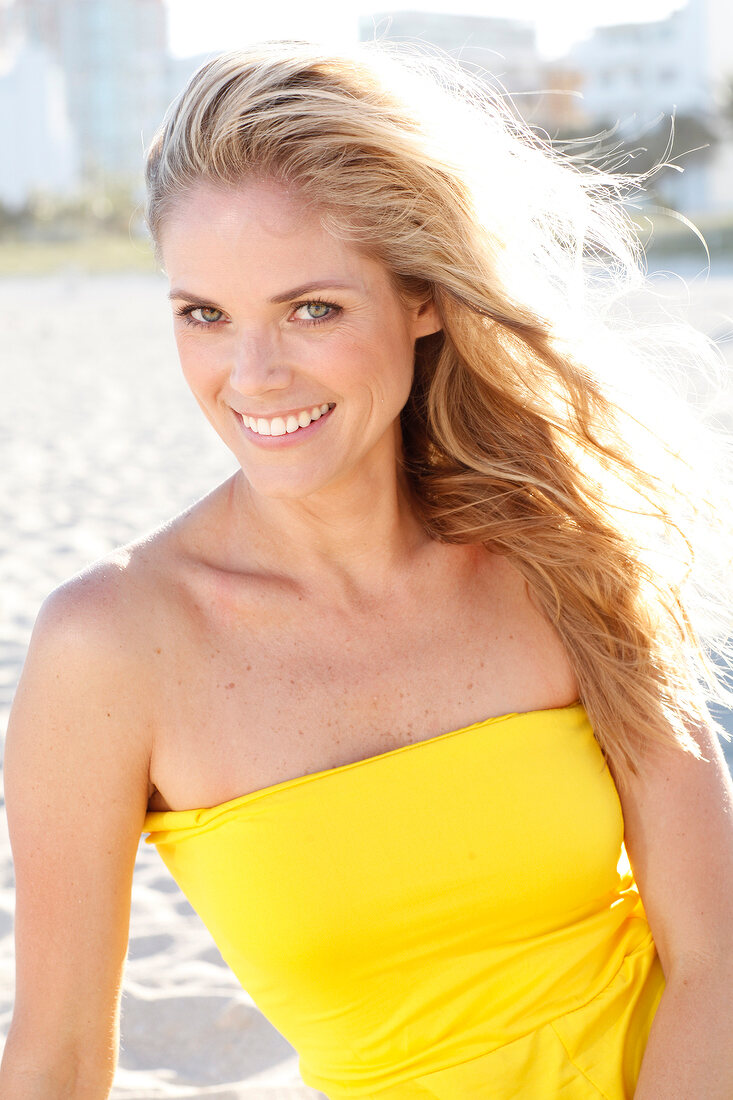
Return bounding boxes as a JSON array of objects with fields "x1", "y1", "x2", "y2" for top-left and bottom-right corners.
[
  {"x1": 175, "y1": 334, "x2": 220, "y2": 394},
  {"x1": 336, "y1": 320, "x2": 415, "y2": 387},
  {"x1": 378, "y1": 328, "x2": 418, "y2": 399}
]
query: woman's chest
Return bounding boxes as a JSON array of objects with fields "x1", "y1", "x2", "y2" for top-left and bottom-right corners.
[{"x1": 148, "y1": 557, "x2": 577, "y2": 811}]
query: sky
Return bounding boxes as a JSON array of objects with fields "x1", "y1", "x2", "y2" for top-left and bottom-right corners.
[{"x1": 166, "y1": 0, "x2": 684, "y2": 61}]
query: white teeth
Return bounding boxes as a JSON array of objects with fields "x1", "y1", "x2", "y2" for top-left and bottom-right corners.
[{"x1": 244, "y1": 405, "x2": 333, "y2": 435}]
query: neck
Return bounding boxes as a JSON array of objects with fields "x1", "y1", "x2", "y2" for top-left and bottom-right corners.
[{"x1": 229, "y1": 460, "x2": 430, "y2": 602}]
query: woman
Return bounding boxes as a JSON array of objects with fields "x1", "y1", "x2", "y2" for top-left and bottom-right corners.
[{"x1": 2, "y1": 42, "x2": 733, "y2": 1099}]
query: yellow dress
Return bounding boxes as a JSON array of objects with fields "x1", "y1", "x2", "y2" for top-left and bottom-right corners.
[{"x1": 143, "y1": 704, "x2": 664, "y2": 1098}]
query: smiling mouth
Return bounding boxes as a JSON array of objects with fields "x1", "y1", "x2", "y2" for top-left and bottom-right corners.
[{"x1": 240, "y1": 403, "x2": 335, "y2": 437}]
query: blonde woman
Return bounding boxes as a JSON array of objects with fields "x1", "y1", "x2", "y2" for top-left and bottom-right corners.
[{"x1": 2, "y1": 43, "x2": 733, "y2": 1099}]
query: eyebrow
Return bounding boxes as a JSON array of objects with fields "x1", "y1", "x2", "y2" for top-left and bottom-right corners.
[{"x1": 168, "y1": 280, "x2": 356, "y2": 303}]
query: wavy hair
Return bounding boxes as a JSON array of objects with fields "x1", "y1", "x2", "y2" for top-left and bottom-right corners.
[{"x1": 145, "y1": 42, "x2": 733, "y2": 783}]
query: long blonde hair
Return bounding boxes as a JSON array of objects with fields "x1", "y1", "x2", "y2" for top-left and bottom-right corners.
[{"x1": 145, "y1": 42, "x2": 733, "y2": 782}]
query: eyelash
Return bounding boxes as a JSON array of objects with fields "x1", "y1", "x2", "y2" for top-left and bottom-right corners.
[{"x1": 174, "y1": 299, "x2": 341, "y2": 331}]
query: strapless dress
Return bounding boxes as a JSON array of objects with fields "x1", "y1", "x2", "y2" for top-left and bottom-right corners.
[{"x1": 144, "y1": 703, "x2": 664, "y2": 1098}]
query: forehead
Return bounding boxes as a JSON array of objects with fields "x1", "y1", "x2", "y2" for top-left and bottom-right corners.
[
  {"x1": 163, "y1": 178, "x2": 310, "y2": 240},
  {"x1": 159, "y1": 179, "x2": 379, "y2": 295}
]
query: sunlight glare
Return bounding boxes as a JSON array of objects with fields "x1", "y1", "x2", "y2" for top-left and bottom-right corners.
[{"x1": 165, "y1": 0, "x2": 683, "y2": 60}]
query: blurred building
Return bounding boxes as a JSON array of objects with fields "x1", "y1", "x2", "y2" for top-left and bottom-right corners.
[
  {"x1": 2, "y1": 0, "x2": 732, "y2": 219},
  {"x1": 566, "y1": 0, "x2": 733, "y2": 213},
  {"x1": 0, "y1": 36, "x2": 79, "y2": 208},
  {"x1": 568, "y1": 5, "x2": 708, "y2": 130},
  {"x1": 1, "y1": 0, "x2": 170, "y2": 198},
  {"x1": 362, "y1": 2, "x2": 733, "y2": 217},
  {"x1": 530, "y1": 63, "x2": 588, "y2": 135},
  {"x1": 360, "y1": 11, "x2": 543, "y2": 101}
]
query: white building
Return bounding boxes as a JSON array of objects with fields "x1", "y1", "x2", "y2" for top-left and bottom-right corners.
[
  {"x1": 567, "y1": 0, "x2": 733, "y2": 214},
  {"x1": 0, "y1": 38, "x2": 78, "y2": 209},
  {"x1": 693, "y1": 0, "x2": 733, "y2": 212},
  {"x1": 10, "y1": 0, "x2": 170, "y2": 186},
  {"x1": 359, "y1": 12, "x2": 543, "y2": 97},
  {"x1": 568, "y1": 5, "x2": 708, "y2": 132}
]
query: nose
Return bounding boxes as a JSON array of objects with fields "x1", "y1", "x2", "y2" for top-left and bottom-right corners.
[{"x1": 228, "y1": 328, "x2": 293, "y2": 394}]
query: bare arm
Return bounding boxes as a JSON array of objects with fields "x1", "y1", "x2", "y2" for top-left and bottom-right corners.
[
  {"x1": 0, "y1": 569, "x2": 154, "y2": 1097},
  {"x1": 619, "y1": 726, "x2": 733, "y2": 1099}
]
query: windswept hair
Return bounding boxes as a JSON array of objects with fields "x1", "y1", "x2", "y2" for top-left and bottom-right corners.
[{"x1": 145, "y1": 42, "x2": 733, "y2": 783}]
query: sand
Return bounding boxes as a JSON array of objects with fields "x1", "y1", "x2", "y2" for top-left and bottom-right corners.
[{"x1": 1, "y1": 266, "x2": 731, "y2": 1096}]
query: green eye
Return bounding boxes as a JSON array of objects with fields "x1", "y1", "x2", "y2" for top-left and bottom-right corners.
[
  {"x1": 305, "y1": 302, "x2": 330, "y2": 319},
  {"x1": 198, "y1": 306, "x2": 223, "y2": 323},
  {"x1": 291, "y1": 300, "x2": 339, "y2": 324}
]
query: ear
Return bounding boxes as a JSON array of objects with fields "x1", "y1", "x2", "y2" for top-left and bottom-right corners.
[{"x1": 412, "y1": 297, "x2": 443, "y2": 339}]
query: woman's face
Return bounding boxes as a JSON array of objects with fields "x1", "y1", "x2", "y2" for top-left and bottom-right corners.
[{"x1": 159, "y1": 179, "x2": 441, "y2": 501}]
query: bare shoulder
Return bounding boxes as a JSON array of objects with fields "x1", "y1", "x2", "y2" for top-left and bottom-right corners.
[
  {"x1": 33, "y1": 497, "x2": 209, "y2": 662},
  {"x1": 6, "y1": 510, "x2": 205, "y2": 800},
  {"x1": 482, "y1": 551, "x2": 579, "y2": 707},
  {"x1": 6, "y1": 552, "x2": 155, "y2": 811},
  {"x1": 35, "y1": 545, "x2": 155, "y2": 656},
  {"x1": 17, "y1": 482, "x2": 237, "y2": 731}
]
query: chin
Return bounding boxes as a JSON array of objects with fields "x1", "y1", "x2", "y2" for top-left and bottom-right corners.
[{"x1": 239, "y1": 465, "x2": 339, "y2": 502}]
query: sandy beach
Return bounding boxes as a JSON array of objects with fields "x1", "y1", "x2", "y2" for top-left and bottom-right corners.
[{"x1": 1, "y1": 267, "x2": 731, "y2": 1096}]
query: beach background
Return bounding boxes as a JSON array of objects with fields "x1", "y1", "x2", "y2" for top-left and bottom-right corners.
[{"x1": 0, "y1": 249, "x2": 732, "y2": 1096}]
